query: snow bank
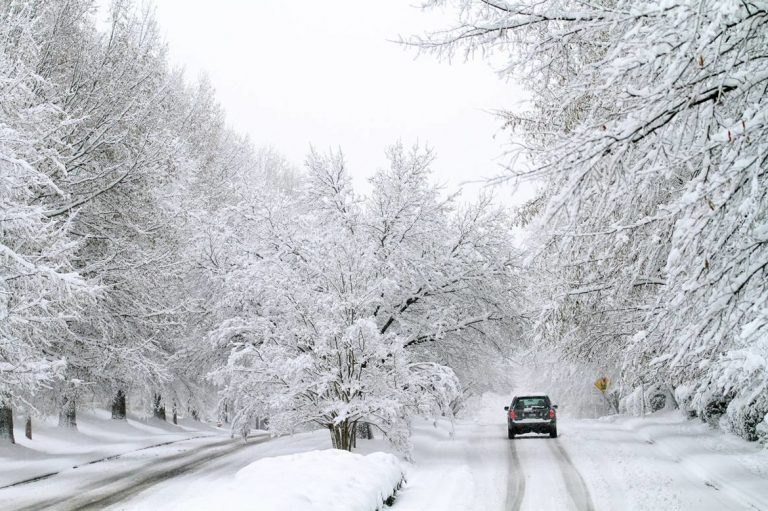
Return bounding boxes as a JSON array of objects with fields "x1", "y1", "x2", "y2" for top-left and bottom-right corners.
[
  {"x1": 561, "y1": 410, "x2": 768, "y2": 510},
  {"x1": 169, "y1": 449, "x2": 404, "y2": 511}
]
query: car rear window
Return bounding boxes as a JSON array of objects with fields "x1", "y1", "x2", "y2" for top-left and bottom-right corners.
[{"x1": 514, "y1": 396, "x2": 549, "y2": 408}]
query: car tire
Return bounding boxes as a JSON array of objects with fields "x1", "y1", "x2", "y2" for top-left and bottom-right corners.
[
  {"x1": 508, "y1": 428, "x2": 516, "y2": 439},
  {"x1": 549, "y1": 427, "x2": 558, "y2": 438}
]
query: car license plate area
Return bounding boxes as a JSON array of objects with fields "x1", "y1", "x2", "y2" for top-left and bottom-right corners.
[{"x1": 522, "y1": 408, "x2": 545, "y2": 419}]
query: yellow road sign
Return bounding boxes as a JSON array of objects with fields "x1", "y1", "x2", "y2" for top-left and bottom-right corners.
[{"x1": 595, "y1": 377, "x2": 610, "y2": 392}]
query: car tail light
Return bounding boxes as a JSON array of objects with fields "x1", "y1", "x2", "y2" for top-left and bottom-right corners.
[
  {"x1": 509, "y1": 410, "x2": 516, "y2": 420},
  {"x1": 549, "y1": 408, "x2": 556, "y2": 419}
]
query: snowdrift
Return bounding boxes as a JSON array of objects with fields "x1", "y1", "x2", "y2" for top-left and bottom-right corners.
[{"x1": 167, "y1": 449, "x2": 404, "y2": 511}]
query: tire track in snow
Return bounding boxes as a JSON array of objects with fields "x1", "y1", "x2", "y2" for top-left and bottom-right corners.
[
  {"x1": 547, "y1": 439, "x2": 595, "y2": 511},
  {"x1": 505, "y1": 439, "x2": 526, "y2": 511},
  {"x1": 0, "y1": 434, "x2": 215, "y2": 490},
  {"x1": 72, "y1": 438, "x2": 270, "y2": 511},
  {"x1": 9, "y1": 435, "x2": 269, "y2": 511}
]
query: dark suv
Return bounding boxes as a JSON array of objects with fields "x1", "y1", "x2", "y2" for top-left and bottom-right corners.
[{"x1": 504, "y1": 395, "x2": 558, "y2": 438}]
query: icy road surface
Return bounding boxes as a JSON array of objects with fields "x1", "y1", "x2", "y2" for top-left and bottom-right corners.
[{"x1": 2, "y1": 396, "x2": 768, "y2": 510}]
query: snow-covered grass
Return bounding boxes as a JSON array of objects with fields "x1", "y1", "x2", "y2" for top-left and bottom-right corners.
[{"x1": 0, "y1": 409, "x2": 221, "y2": 488}]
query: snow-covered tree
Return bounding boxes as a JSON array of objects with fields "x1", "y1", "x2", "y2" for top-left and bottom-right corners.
[
  {"x1": 1, "y1": 0, "x2": 311, "y2": 440},
  {"x1": 0, "y1": 0, "x2": 97, "y2": 441},
  {"x1": 211, "y1": 144, "x2": 521, "y2": 451},
  {"x1": 149, "y1": 71, "x2": 307, "y2": 425},
  {"x1": 1, "y1": 0, "x2": 211, "y2": 430},
  {"x1": 26, "y1": 0, "x2": 184, "y2": 426},
  {"x1": 422, "y1": 0, "x2": 768, "y2": 439}
]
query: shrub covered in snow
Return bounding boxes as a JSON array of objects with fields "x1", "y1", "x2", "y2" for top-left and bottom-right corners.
[
  {"x1": 166, "y1": 449, "x2": 404, "y2": 511},
  {"x1": 712, "y1": 344, "x2": 768, "y2": 442}
]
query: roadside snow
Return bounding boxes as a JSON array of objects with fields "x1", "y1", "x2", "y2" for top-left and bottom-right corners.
[
  {"x1": 0, "y1": 409, "x2": 220, "y2": 488},
  {"x1": 124, "y1": 446, "x2": 403, "y2": 511},
  {"x1": 121, "y1": 419, "x2": 497, "y2": 511},
  {"x1": 5, "y1": 393, "x2": 768, "y2": 511},
  {"x1": 561, "y1": 411, "x2": 768, "y2": 510},
  {"x1": 105, "y1": 430, "x2": 330, "y2": 510}
]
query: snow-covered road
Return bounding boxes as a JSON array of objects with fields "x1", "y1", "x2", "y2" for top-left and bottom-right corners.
[
  {"x1": 1, "y1": 434, "x2": 270, "y2": 511},
  {"x1": 4, "y1": 396, "x2": 768, "y2": 511},
  {"x1": 395, "y1": 394, "x2": 768, "y2": 511},
  {"x1": 507, "y1": 434, "x2": 595, "y2": 511},
  {"x1": 392, "y1": 419, "x2": 597, "y2": 511}
]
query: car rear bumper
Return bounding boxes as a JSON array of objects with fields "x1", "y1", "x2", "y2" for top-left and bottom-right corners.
[{"x1": 508, "y1": 419, "x2": 556, "y2": 434}]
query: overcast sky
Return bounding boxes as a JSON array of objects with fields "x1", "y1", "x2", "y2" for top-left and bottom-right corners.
[{"x1": 148, "y1": 0, "x2": 529, "y2": 202}]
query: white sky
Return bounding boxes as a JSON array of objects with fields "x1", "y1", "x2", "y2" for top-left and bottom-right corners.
[{"x1": 149, "y1": 0, "x2": 531, "y2": 202}]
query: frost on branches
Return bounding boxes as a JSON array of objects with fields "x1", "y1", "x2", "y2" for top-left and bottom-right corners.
[
  {"x1": 1, "y1": 0, "x2": 265, "y2": 436},
  {"x1": 0, "y1": 3, "x2": 97, "y2": 435},
  {"x1": 421, "y1": 1, "x2": 768, "y2": 440},
  {"x1": 211, "y1": 144, "x2": 520, "y2": 452}
]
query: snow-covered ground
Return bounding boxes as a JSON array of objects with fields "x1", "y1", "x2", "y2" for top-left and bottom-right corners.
[
  {"x1": 392, "y1": 393, "x2": 768, "y2": 511},
  {"x1": 563, "y1": 412, "x2": 768, "y2": 510},
  {"x1": 129, "y1": 448, "x2": 404, "y2": 511},
  {"x1": 0, "y1": 409, "x2": 221, "y2": 489},
  {"x1": 395, "y1": 393, "x2": 768, "y2": 511},
  {"x1": 3, "y1": 395, "x2": 768, "y2": 510},
  {"x1": 103, "y1": 430, "x2": 333, "y2": 510}
]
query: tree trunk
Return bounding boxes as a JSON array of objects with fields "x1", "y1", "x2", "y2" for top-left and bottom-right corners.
[
  {"x1": 356, "y1": 421, "x2": 373, "y2": 441},
  {"x1": 329, "y1": 424, "x2": 339, "y2": 449},
  {"x1": 111, "y1": 390, "x2": 126, "y2": 420},
  {"x1": 152, "y1": 393, "x2": 166, "y2": 421},
  {"x1": 329, "y1": 420, "x2": 354, "y2": 451},
  {"x1": 59, "y1": 394, "x2": 77, "y2": 429},
  {"x1": 172, "y1": 403, "x2": 178, "y2": 425},
  {"x1": 0, "y1": 405, "x2": 14, "y2": 444},
  {"x1": 25, "y1": 416, "x2": 32, "y2": 440},
  {"x1": 665, "y1": 384, "x2": 679, "y2": 409}
]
